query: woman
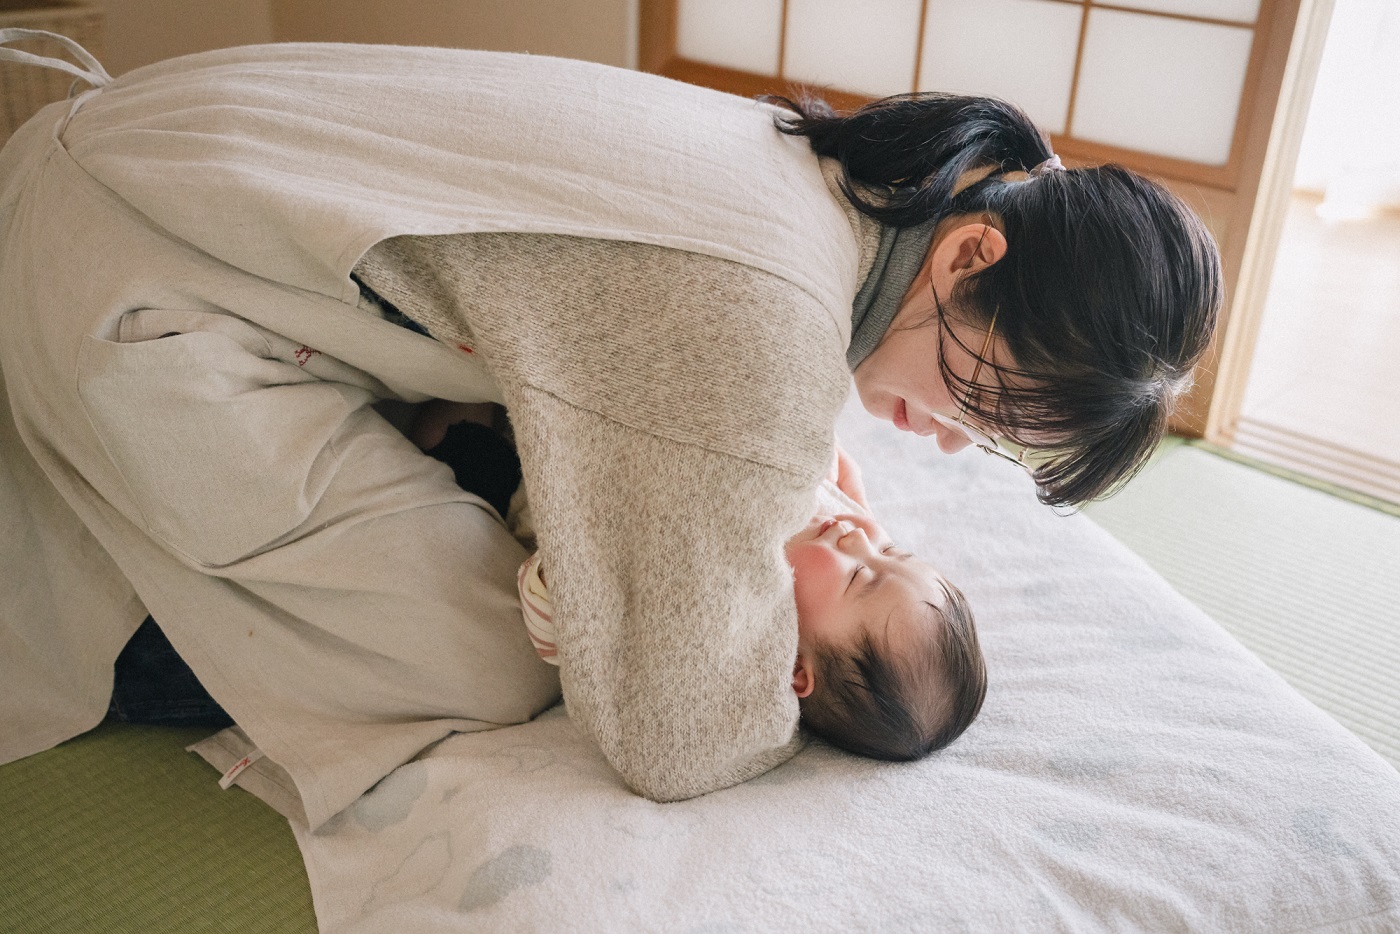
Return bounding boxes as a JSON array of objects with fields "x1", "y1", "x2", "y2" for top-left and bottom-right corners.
[
  {"x1": 0, "y1": 36, "x2": 1218, "y2": 826},
  {"x1": 791, "y1": 93, "x2": 1222, "y2": 508}
]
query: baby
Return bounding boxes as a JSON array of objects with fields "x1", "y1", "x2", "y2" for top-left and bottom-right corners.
[
  {"x1": 519, "y1": 474, "x2": 988, "y2": 762},
  {"x1": 414, "y1": 402, "x2": 987, "y2": 762}
]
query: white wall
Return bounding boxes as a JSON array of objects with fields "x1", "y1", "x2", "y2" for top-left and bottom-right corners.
[
  {"x1": 84, "y1": 0, "x2": 633, "y2": 77},
  {"x1": 1291, "y1": 0, "x2": 1400, "y2": 218},
  {"x1": 274, "y1": 0, "x2": 634, "y2": 68},
  {"x1": 94, "y1": 0, "x2": 275, "y2": 75}
]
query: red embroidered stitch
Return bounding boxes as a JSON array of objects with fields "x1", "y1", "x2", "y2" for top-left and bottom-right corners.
[
  {"x1": 294, "y1": 345, "x2": 321, "y2": 366},
  {"x1": 457, "y1": 343, "x2": 475, "y2": 355}
]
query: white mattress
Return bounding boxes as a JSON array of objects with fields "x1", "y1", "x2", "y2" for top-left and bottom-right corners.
[{"x1": 202, "y1": 398, "x2": 1400, "y2": 932}]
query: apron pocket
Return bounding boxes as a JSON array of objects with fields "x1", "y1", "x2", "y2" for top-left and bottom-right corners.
[{"x1": 78, "y1": 310, "x2": 374, "y2": 568}]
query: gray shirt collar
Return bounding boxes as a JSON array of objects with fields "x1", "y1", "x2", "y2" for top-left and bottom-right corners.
[{"x1": 846, "y1": 217, "x2": 938, "y2": 370}]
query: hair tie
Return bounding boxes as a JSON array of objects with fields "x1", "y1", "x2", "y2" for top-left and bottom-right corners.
[{"x1": 1029, "y1": 154, "x2": 1065, "y2": 177}]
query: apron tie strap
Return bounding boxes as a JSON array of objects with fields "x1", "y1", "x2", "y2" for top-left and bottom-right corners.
[{"x1": 0, "y1": 28, "x2": 111, "y2": 91}]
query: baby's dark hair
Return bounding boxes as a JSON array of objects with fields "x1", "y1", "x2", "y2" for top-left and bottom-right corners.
[{"x1": 799, "y1": 579, "x2": 986, "y2": 760}]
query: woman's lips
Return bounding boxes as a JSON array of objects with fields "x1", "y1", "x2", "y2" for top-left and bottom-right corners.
[{"x1": 893, "y1": 398, "x2": 912, "y2": 432}]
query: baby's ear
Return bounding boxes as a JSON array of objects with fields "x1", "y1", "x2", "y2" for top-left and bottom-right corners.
[{"x1": 792, "y1": 653, "x2": 815, "y2": 698}]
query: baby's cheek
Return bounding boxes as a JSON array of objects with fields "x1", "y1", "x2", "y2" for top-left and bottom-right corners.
[{"x1": 786, "y1": 544, "x2": 842, "y2": 622}]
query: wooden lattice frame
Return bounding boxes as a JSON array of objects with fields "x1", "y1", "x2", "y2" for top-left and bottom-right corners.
[{"x1": 638, "y1": 0, "x2": 1306, "y2": 436}]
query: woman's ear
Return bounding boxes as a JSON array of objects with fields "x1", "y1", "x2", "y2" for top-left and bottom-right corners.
[
  {"x1": 792, "y1": 653, "x2": 815, "y2": 698},
  {"x1": 960, "y1": 223, "x2": 1008, "y2": 273},
  {"x1": 969, "y1": 223, "x2": 1008, "y2": 271},
  {"x1": 935, "y1": 222, "x2": 1009, "y2": 278}
]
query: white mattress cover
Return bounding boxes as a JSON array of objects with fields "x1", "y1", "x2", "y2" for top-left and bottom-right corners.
[{"x1": 200, "y1": 399, "x2": 1400, "y2": 932}]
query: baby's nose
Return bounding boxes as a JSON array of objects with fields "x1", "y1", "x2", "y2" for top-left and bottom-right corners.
[{"x1": 836, "y1": 521, "x2": 871, "y2": 550}]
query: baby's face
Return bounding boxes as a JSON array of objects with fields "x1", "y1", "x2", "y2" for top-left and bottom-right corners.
[{"x1": 784, "y1": 512, "x2": 951, "y2": 657}]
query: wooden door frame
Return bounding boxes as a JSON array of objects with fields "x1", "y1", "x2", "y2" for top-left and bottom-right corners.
[{"x1": 1205, "y1": 0, "x2": 1336, "y2": 444}]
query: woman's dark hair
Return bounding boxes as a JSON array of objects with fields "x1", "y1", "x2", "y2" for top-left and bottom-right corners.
[
  {"x1": 763, "y1": 91, "x2": 1223, "y2": 507},
  {"x1": 799, "y1": 580, "x2": 985, "y2": 761}
]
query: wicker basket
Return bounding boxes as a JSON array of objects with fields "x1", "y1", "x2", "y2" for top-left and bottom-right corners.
[{"x1": 0, "y1": 1, "x2": 104, "y2": 142}]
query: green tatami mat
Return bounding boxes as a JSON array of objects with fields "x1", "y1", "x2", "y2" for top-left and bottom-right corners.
[
  {"x1": 0, "y1": 721, "x2": 315, "y2": 934},
  {"x1": 1085, "y1": 443, "x2": 1400, "y2": 770}
]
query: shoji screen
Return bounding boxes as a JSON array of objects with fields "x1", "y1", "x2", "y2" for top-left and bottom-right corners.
[{"x1": 640, "y1": 0, "x2": 1305, "y2": 435}]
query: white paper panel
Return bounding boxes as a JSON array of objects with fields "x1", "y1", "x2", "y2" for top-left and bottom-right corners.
[
  {"x1": 783, "y1": 0, "x2": 923, "y2": 98},
  {"x1": 1099, "y1": 0, "x2": 1260, "y2": 24},
  {"x1": 677, "y1": 0, "x2": 784, "y2": 75},
  {"x1": 918, "y1": 0, "x2": 1082, "y2": 135},
  {"x1": 1072, "y1": 9, "x2": 1254, "y2": 165}
]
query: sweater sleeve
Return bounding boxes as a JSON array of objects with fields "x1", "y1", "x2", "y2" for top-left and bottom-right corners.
[
  {"x1": 506, "y1": 386, "x2": 812, "y2": 801},
  {"x1": 354, "y1": 232, "x2": 851, "y2": 800}
]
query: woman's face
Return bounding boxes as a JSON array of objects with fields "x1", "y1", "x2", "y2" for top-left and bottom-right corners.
[
  {"x1": 852, "y1": 221, "x2": 1013, "y2": 454},
  {"x1": 852, "y1": 304, "x2": 991, "y2": 454}
]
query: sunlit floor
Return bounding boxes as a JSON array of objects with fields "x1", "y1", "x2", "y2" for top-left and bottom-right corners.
[{"x1": 1235, "y1": 193, "x2": 1400, "y2": 503}]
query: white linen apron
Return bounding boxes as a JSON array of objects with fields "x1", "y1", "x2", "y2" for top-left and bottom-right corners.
[{"x1": 0, "y1": 37, "x2": 859, "y2": 826}]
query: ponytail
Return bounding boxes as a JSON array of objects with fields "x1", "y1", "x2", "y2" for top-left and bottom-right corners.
[{"x1": 762, "y1": 92, "x2": 1053, "y2": 228}]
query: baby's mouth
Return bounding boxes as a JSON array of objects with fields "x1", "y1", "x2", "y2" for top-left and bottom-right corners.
[
  {"x1": 815, "y1": 518, "x2": 858, "y2": 543},
  {"x1": 800, "y1": 517, "x2": 839, "y2": 543}
]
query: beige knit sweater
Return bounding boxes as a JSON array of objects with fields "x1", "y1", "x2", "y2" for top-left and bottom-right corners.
[
  {"x1": 355, "y1": 219, "x2": 877, "y2": 800},
  {"x1": 0, "y1": 42, "x2": 880, "y2": 812}
]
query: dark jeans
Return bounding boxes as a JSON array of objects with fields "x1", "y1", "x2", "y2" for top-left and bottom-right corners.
[
  {"x1": 106, "y1": 420, "x2": 523, "y2": 727},
  {"x1": 108, "y1": 616, "x2": 235, "y2": 727}
]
